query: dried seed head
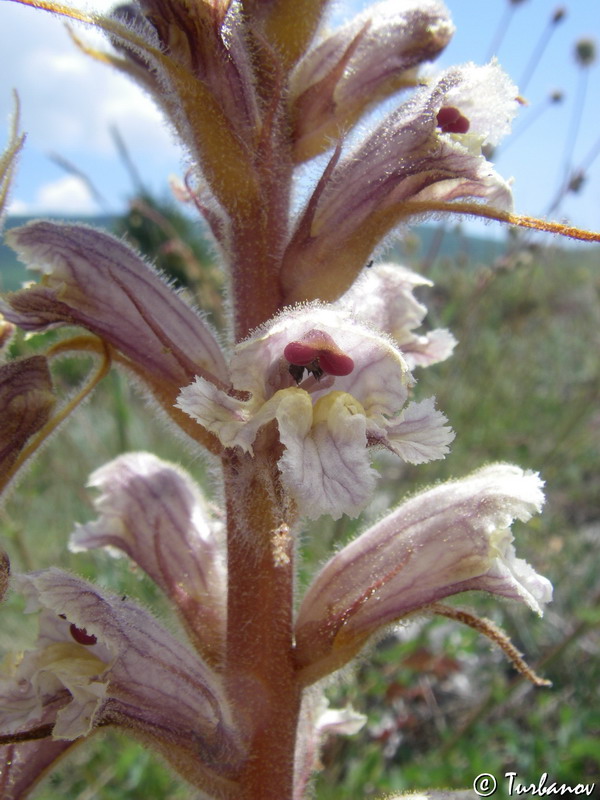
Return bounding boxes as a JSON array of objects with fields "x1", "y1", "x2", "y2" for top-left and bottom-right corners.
[{"x1": 575, "y1": 38, "x2": 596, "y2": 67}]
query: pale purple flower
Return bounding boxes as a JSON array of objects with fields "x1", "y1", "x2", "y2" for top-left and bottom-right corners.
[
  {"x1": 294, "y1": 464, "x2": 552, "y2": 683},
  {"x1": 0, "y1": 568, "x2": 241, "y2": 797},
  {"x1": 177, "y1": 304, "x2": 453, "y2": 519},
  {"x1": 0, "y1": 454, "x2": 242, "y2": 797},
  {"x1": 281, "y1": 60, "x2": 519, "y2": 304},
  {"x1": 1, "y1": 221, "x2": 228, "y2": 390},
  {"x1": 70, "y1": 452, "x2": 227, "y2": 664},
  {"x1": 315, "y1": 59, "x2": 518, "y2": 227},
  {"x1": 0, "y1": 0, "x2": 569, "y2": 796}
]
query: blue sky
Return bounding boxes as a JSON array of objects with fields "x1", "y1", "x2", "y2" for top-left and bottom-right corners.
[{"x1": 1, "y1": 0, "x2": 599, "y2": 237}]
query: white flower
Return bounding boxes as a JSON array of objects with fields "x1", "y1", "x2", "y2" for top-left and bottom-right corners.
[{"x1": 178, "y1": 304, "x2": 453, "y2": 519}]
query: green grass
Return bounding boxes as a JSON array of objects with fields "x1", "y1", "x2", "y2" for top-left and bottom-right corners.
[{"x1": 2, "y1": 233, "x2": 599, "y2": 797}]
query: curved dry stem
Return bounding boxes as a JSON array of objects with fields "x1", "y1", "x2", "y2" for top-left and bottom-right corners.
[
  {"x1": 430, "y1": 603, "x2": 551, "y2": 688},
  {"x1": 47, "y1": 335, "x2": 223, "y2": 455},
  {"x1": 1, "y1": 91, "x2": 25, "y2": 215},
  {"x1": 0, "y1": 338, "x2": 111, "y2": 494},
  {"x1": 400, "y1": 200, "x2": 600, "y2": 243}
]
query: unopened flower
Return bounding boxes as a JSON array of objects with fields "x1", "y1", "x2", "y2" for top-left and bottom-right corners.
[
  {"x1": 178, "y1": 305, "x2": 453, "y2": 519},
  {"x1": 104, "y1": 0, "x2": 262, "y2": 217},
  {"x1": 575, "y1": 38, "x2": 596, "y2": 68},
  {"x1": 289, "y1": 0, "x2": 454, "y2": 162},
  {"x1": 294, "y1": 464, "x2": 551, "y2": 683},
  {"x1": 0, "y1": 356, "x2": 56, "y2": 486}
]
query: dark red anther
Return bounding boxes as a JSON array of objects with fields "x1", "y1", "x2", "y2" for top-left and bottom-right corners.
[
  {"x1": 284, "y1": 329, "x2": 354, "y2": 384},
  {"x1": 69, "y1": 623, "x2": 97, "y2": 646},
  {"x1": 436, "y1": 106, "x2": 470, "y2": 134}
]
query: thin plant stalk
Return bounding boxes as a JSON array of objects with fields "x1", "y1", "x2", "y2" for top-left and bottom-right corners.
[{"x1": 519, "y1": 6, "x2": 566, "y2": 93}]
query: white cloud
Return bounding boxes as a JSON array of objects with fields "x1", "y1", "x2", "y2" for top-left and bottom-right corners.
[
  {"x1": 1, "y1": 4, "x2": 182, "y2": 163},
  {"x1": 9, "y1": 175, "x2": 99, "y2": 216},
  {"x1": 17, "y1": 48, "x2": 179, "y2": 163},
  {"x1": 0, "y1": 2, "x2": 186, "y2": 214},
  {"x1": 6, "y1": 199, "x2": 30, "y2": 216}
]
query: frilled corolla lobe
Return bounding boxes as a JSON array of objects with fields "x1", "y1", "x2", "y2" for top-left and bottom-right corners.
[
  {"x1": 0, "y1": 568, "x2": 241, "y2": 797},
  {"x1": 294, "y1": 464, "x2": 552, "y2": 683},
  {"x1": 338, "y1": 262, "x2": 456, "y2": 369},
  {"x1": 294, "y1": 693, "x2": 366, "y2": 799},
  {"x1": 282, "y1": 61, "x2": 519, "y2": 304},
  {"x1": 177, "y1": 305, "x2": 453, "y2": 519},
  {"x1": 289, "y1": 0, "x2": 454, "y2": 162},
  {"x1": 70, "y1": 452, "x2": 226, "y2": 665},
  {"x1": 1, "y1": 221, "x2": 227, "y2": 391}
]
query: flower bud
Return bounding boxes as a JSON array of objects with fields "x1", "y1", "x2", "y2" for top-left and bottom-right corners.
[{"x1": 290, "y1": 0, "x2": 454, "y2": 162}]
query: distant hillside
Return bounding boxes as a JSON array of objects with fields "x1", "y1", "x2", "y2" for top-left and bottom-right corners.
[
  {"x1": 394, "y1": 224, "x2": 508, "y2": 266},
  {"x1": 0, "y1": 215, "x2": 590, "y2": 292}
]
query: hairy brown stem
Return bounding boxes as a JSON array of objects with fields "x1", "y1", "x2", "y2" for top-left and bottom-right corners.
[{"x1": 223, "y1": 445, "x2": 301, "y2": 799}]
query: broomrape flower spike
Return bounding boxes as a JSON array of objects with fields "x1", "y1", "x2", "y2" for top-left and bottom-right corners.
[{"x1": 0, "y1": 0, "x2": 597, "y2": 798}]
